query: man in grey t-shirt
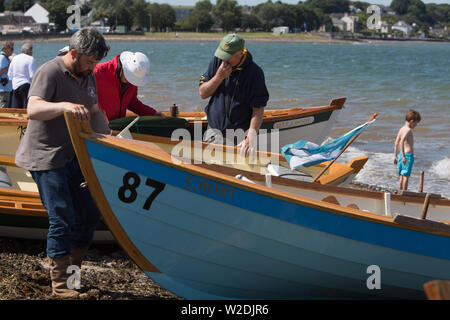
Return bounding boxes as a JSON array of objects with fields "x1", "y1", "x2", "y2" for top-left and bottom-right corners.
[{"x1": 15, "y1": 28, "x2": 110, "y2": 298}]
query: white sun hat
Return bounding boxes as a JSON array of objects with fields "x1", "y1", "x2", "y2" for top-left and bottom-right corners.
[
  {"x1": 58, "y1": 46, "x2": 69, "y2": 56},
  {"x1": 119, "y1": 51, "x2": 150, "y2": 87}
]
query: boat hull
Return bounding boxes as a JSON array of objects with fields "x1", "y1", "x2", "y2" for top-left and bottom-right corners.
[
  {"x1": 84, "y1": 139, "x2": 450, "y2": 299},
  {"x1": 0, "y1": 222, "x2": 113, "y2": 242}
]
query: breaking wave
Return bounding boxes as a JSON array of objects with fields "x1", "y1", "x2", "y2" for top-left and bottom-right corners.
[{"x1": 429, "y1": 157, "x2": 450, "y2": 180}]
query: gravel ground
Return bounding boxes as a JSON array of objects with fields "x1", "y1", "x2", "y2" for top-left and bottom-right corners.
[{"x1": 0, "y1": 237, "x2": 180, "y2": 300}]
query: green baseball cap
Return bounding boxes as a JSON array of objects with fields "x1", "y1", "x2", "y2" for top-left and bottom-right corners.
[{"x1": 214, "y1": 33, "x2": 245, "y2": 61}]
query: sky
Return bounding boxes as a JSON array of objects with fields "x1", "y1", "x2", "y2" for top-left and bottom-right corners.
[{"x1": 155, "y1": 0, "x2": 449, "y2": 6}]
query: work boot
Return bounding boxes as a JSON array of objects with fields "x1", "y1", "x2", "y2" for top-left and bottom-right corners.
[
  {"x1": 70, "y1": 246, "x2": 90, "y2": 268},
  {"x1": 49, "y1": 254, "x2": 80, "y2": 298}
]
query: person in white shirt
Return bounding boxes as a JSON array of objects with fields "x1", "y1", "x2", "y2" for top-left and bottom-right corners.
[
  {"x1": 0, "y1": 41, "x2": 14, "y2": 108},
  {"x1": 8, "y1": 42, "x2": 36, "y2": 108}
]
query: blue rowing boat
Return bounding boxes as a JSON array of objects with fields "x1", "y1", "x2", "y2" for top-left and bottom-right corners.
[{"x1": 66, "y1": 113, "x2": 450, "y2": 299}]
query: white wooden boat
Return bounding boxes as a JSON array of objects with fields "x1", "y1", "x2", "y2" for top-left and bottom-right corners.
[{"x1": 64, "y1": 113, "x2": 450, "y2": 299}]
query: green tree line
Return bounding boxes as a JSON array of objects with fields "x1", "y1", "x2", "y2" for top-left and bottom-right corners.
[
  {"x1": 176, "y1": 0, "x2": 332, "y2": 32},
  {"x1": 1, "y1": 0, "x2": 448, "y2": 32},
  {"x1": 390, "y1": 0, "x2": 449, "y2": 27}
]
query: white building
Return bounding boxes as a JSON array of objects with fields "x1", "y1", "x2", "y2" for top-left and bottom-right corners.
[
  {"x1": 273, "y1": 26, "x2": 289, "y2": 35},
  {"x1": 341, "y1": 13, "x2": 360, "y2": 33},
  {"x1": 25, "y1": 3, "x2": 49, "y2": 24},
  {"x1": 0, "y1": 12, "x2": 37, "y2": 34},
  {"x1": 375, "y1": 21, "x2": 392, "y2": 34},
  {"x1": 392, "y1": 21, "x2": 412, "y2": 36},
  {"x1": 332, "y1": 18, "x2": 345, "y2": 31}
]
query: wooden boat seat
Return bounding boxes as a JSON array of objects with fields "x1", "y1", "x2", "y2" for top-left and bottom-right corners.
[
  {"x1": 393, "y1": 214, "x2": 450, "y2": 235},
  {"x1": 0, "y1": 155, "x2": 18, "y2": 168},
  {"x1": 322, "y1": 195, "x2": 340, "y2": 206},
  {"x1": 424, "y1": 280, "x2": 450, "y2": 300},
  {"x1": 398, "y1": 190, "x2": 442, "y2": 199},
  {"x1": 321, "y1": 196, "x2": 358, "y2": 210}
]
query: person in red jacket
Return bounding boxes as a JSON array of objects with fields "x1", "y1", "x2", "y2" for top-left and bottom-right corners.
[{"x1": 94, "y1": 51, "x2": 163, "y2": 121}]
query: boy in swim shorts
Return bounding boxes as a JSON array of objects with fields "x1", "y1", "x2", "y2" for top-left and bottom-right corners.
[{"x1": 394, "y1": 109, "x2": 421, "y2": 192}]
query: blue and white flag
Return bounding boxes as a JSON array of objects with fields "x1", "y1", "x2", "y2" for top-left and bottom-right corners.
[{"x1": 281, "y1": 119, "x2": 375, "y2": 169}]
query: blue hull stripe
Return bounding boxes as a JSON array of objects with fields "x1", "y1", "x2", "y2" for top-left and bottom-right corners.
[{"x1": 86, "y1": 140, "x2": 450, "y2": 260}]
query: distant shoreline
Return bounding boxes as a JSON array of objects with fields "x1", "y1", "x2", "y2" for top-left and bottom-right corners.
[{"x1": 2, "y1": 32, "x2": 449, "y2": 44}]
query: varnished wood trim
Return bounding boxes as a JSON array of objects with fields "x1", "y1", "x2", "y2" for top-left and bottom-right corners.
[
  {"x1": 185, "y1": 121, "x2": 208, "y2": 128},
  {"x1": 393, "y1": 214, "x2": 450, "y2": 235},
  {"x1": 1, "y1": 101, "x2": 342, "y2": 132},
  {"x1": 0, "y1": 187, "x2": 40, "y2": 199},
  {"x1": 329, "y1": 97, "x2": 346, "y2": 108},
  {"x1": 0, "y1": 194, "x2": 41, "y2": 203},
  {"x1": 132, "y1": 101, "x2": 345, "y2": 125},
  {"x1": 182, "y1": 104, "x2": 344, "y2": 125},
  {"x1": 398, "y1": 190, "x2": 442, "y2": 199},
  {"x1": 424, "y1": 280, "x2": 450, "y2": 300},
  {"x1": 322, "y1": 195, "x2": 340, "y2": 206},
  {"x1": 0, "y1": 155, "x2": 18, "y2": 167},
  {"x1": 0, "y1": 108, "x2": 27, "y2": 114},
  {"x1": 0, "y1": 118, "x2": 28, "y2": 126},
  {"x1": 348, "y1": 156, "x2": 369, "y2": 174},
  {"x1": 0, "y1": 199, "x2": 46, "y2": 217},
  {"x1": 0, "y1": 189, "x2": 46, "y2": 218},
  {"x1": 258, "y1": 104, "x2": 343, "y2": 123},
  {"x1": 65, "y1": 114, "x2": 160, "y2": 273}
]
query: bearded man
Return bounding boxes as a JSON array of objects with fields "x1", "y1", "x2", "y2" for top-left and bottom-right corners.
[{"x1": 15, "y1": 28, "x2": 110, "y2": 298}]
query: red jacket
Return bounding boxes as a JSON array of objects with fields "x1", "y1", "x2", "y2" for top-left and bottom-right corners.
[{"x1": 94, "y1": 55, "x2": 156, "y2": 120}]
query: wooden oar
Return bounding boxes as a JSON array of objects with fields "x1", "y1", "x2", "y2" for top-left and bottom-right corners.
[{"x1": 312, "y1": 112, "x2": 378, "y2": 183}]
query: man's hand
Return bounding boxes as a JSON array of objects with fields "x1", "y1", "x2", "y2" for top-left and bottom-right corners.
[
  {"x1": 402, "y1": 156, "x2": 407, "y2": 165},
  {"x1": 64, "y1": 102, "x2": 90, "y2": 122},
  {"x1": 394, "y1": 158, "x2": 398, "y2": 166},
  {"x1": 199, "y1": 61, "x2": 232, "y2": 99},
  {"x1": 216, "y1": 61, "x2": 233, "y2": 80},
  {"x1": 238, "y1": 129, "x2": 257, "y2": 159}
]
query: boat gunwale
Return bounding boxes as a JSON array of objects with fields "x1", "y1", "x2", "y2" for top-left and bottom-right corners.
[
  {"x1": 0, "y1": 187, "x2": 40, "y2": 199},
  {"x1": 158, "y1": 104, "x2": 343, "y2": 126},
  {"x1": 0, "y1": 118, "x2": 28, "y2": 126}
]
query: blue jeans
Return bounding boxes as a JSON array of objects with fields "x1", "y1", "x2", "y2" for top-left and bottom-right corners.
[{"x1": 31, "y1": 157, "x2": 100, "y2": 258}]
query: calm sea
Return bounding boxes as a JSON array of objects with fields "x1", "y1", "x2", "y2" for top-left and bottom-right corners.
[{"x1": 23, "y1": 40, "x2": 450, "y2": 197}]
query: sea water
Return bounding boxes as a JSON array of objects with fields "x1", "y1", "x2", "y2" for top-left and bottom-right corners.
[{"x1": 26, "y1": 40, "x2": 450, "y2": 198}]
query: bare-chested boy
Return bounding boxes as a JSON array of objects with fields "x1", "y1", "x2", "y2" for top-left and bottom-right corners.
[{"x1": 394, "y1": 110, "x2": 421, "y2": 192}]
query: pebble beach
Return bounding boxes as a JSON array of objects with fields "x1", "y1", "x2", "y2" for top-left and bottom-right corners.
[{"x1": 0, "y1": 238, "x2": 180, "y2": 300}]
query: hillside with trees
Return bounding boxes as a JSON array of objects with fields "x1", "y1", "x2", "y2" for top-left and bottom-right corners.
[{"x1": 0, "y1": 0, "x2": 447, "y2": 38}]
